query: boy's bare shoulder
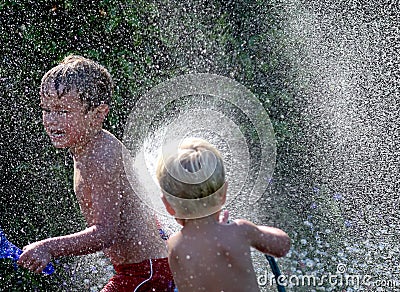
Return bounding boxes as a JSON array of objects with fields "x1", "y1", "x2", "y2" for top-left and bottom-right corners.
[
  {"x1": 228, "y1": 219, "x2": 260, "y2": 238},
  {"x1": 231, "y1": 219, "x2": 256, "y2": 230},
  {"x1": 80, "y1": 130, "x2": 124, "y2": 178},
  {"x1": 92, "y1": 131, "x2": 123, "y2": 161}
]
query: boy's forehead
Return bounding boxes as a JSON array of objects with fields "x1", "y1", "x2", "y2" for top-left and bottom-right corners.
[{"x1": 40, "y1": 90, "x2": 82, "y2": 108}]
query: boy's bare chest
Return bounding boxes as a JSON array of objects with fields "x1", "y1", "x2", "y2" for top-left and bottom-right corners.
[{"x1": 73, "y1": 165, "x2": 93, "y2": 217}]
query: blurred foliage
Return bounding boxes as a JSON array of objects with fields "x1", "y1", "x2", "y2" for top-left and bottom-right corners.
[{"x1": 0, "y1": 0, "x2": 299, "y2": 290}]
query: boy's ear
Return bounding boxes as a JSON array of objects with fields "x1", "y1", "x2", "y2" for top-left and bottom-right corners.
[
  {"x1": 221, "y1": 181, "x2": 228, "y2": 205},
  {"x1": 89, "y1": 104, "x2": 109, "y2": 127},
  {"x1": 96, "y1": 104, "x2": 109, "y2": 120},
  {"x1": 161, "y1": 193, "x2": 176, "y2": 216}
]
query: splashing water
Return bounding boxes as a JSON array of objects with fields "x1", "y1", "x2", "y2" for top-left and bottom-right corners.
[
  {"x1": 123, "y1": 73, "x2": 277, "y2": 222},
  {"x1": 267, "y1": 0, "x2": 400, "y2": 290},
  {"x1": 1, "y1": 1, "x2": 398, "y2": 291}
]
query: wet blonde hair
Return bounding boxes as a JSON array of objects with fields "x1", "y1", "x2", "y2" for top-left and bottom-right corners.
[{"x1": 156, "y1": 138, "x2": 226, "y2": 218}]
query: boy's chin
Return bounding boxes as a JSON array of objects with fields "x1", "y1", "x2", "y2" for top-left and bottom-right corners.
[{"x1": 50, "y1": 141, "x2": 69, "y2": 149}]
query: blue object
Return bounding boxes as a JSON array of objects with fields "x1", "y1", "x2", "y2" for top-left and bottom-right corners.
[
  {"x1": 158, "y1": 228, "x2": 169, "y2": 241},
  {"x1": 265, "y1": 255, "x2": 285, "y2": 292},
  {"x1": 0, "y1": 228, "x2": 55, "y2": 275}
]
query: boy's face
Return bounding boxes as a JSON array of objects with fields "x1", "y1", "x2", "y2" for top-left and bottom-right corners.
[{"x1": 40, "y1": 85, "x2": 95, "y2": 149}]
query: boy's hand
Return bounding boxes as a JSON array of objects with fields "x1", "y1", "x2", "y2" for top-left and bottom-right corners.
[{"x1": 17, "y1": 241, "x2": 52, "y2": 274}]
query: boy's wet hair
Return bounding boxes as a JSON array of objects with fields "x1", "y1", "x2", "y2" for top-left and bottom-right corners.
[
  {"x1": 40, "y1": 55, "x2": 113, "y2": 111},
  {"x1": 156, "y1": 138, "x2": 225, "y2": 201}
]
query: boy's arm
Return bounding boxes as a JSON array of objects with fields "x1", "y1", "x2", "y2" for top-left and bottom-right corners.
[
  {"x1": 235, "y1": 219, "x2": 291, "y2": 258},
  {"x1": 166, "y1": 233, "x2": 185, "y2": 289},
  {"x1": 18, "y1": 223, "x2": 117, "y2": 273},
  {"x1": 18, "y1": 152, "x2": 121, "y2": 273}
]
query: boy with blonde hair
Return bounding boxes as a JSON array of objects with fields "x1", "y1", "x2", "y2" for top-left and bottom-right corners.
[
  {"x1": 157, "y1": 137, "x2": 291, "y2": 292},
  {"x1": 17, "y1": 55, "x2": 175, "y2": 291}
]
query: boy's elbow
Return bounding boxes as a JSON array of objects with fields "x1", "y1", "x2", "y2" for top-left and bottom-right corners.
[
  {"x1": 95, "y1": 224, "x2": 118, "y2": 248},
  {"x1": 276, "y1": 234, "x2": 291, "y2": 257}
]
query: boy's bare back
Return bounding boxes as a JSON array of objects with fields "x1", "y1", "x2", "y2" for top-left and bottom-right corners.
[
  {"x1": 73, "y1": 129, "x2": 167, "y2": 265},
  {"x1": 167, "y1": 215, "x2": 289, "y2": 292}
]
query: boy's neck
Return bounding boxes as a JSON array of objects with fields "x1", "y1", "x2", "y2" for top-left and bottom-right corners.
[
  {"x1": 69, "y1": 129, "x2": 103, "y2": 159},
  {"x1": 180, "y1": 212, "x2": 220, "y2": 228}
]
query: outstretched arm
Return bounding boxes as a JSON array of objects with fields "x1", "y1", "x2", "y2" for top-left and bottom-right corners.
[
  {"x1": 18, "y1": 151, "x2": 122, "y2": 274},
  {"x1": 235, "y1": 219, "x2": 291, "y2": 258},
  {"x1": 17, "y1": 223, "x2": 117, "y2": 274}
]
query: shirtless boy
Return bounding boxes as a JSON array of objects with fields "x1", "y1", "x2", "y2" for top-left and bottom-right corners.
[
  {"x1": 17, "y1": 55, "x2": 175, "y2": 291},
  {"x1": 156, "y1": 138, "x2": 290, "y2": 292}
]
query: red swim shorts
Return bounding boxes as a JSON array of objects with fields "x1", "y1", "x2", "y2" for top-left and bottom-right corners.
[{"x1": 101, "y1": 257, "x2": 175, "y2": 292}]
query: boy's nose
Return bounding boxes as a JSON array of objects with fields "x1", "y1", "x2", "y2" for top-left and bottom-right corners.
[{"x1": 43, "y1": 113, "x2": 59, "y2": 126}]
